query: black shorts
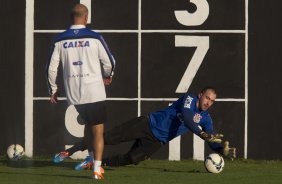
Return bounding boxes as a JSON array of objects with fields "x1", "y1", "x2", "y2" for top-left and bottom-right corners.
[
  {"x1": 74, "y1": 101, "x2": 107, "y2": 125},
  {"x1": 105, "y1": 116, "x2": 162, "y2": 162}
]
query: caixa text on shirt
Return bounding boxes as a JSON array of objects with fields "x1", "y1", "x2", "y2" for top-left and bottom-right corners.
[
  {"x1": 67, "y1": 73, "x2": 90, "y2": 78},
  {"x1": 63, "y1": 40, "x2": 90, "y2": 48}
]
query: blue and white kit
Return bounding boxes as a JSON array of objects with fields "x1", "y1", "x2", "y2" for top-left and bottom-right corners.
[
  {"x1": 149, "y1": 93, "x2": 222, "y2": 152},
  {"x1": 46, "y1": 25, "x2": 115, "y2": 105}
]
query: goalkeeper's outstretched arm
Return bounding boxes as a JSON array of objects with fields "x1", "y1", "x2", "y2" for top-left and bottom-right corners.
[
  {"x1": 181, "y1": 107, "x2": 224, "y2": 143},
  {"x1": 203, "y1": 127, "x2": 236, "y2": 160}
]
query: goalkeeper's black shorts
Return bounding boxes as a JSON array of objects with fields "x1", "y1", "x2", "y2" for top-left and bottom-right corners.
[{"x1": 104, "y1": 116, "x2": 162, "y2": 161}]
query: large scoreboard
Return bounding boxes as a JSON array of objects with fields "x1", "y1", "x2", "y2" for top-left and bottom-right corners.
[{"x1": 26, "y1": 0, "x2": 247, "y2": 160}]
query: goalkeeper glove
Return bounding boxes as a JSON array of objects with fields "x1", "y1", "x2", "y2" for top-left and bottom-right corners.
[
  {"x1": 222, "y1": 141, "x2": 236, "y2": 160},
  {"x1": 199, "y1": 131, "x2": 223, "y2": 143}
]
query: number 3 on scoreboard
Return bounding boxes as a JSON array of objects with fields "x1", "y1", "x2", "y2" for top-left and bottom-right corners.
[
  {"x1": 175, "y1": 35, "x2": 209, "y2": 93},
  {"x1": 174, "y1": 0, "x2": 209, "y2": 26}
]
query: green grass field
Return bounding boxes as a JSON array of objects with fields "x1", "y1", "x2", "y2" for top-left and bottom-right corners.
[{"x1": 1, "y1": 157, "x2": 282, "y2": 184}]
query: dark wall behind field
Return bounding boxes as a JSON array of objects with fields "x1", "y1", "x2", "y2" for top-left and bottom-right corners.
[
  {"x1": 32, "y1": 0, "x2": 246, "y2": 160},
  {"x1": 0, "y1": 1, "x2": 25, "y2": 150},
  {"x1": 248, "y1": 0, "x2": 282, "y2": 159},
  {"x1": 1, "y1": 0, "x2": 282, "y2": 160}
]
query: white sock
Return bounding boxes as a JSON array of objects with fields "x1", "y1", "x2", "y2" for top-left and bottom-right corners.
[{"x1": 94, "y1": 160, "x2": 102, "y2": 173}]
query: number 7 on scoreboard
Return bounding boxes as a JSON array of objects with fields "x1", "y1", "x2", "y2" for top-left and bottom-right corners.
[{"x1": 175, "y1": 35, "x2": 209, "y2": 93}]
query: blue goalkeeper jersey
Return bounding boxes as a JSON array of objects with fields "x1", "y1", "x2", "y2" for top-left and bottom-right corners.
[{"x1": 149, "y1": 93, "x2": 222, "y2": 152}]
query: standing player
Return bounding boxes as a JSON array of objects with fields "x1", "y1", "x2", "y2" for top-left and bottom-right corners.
[
  {"x1": 46, "y1": 3, "x2": 115, "y2": 179},
  {"x1": 55, "y1": 87, "x2": 236, "y2": 168}
]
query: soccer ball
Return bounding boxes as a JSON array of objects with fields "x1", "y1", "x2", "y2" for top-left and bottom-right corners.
[
  {"x1": 7, "y1": 144, "x2": 25, "y2": 161},
  {"x1": 204, "y1": 153, "x2": 224, "y2": 173}
]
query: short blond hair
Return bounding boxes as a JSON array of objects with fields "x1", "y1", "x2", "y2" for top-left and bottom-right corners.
[{"x1": 71, "y1": 4, "x2": 88, "y2": 19}]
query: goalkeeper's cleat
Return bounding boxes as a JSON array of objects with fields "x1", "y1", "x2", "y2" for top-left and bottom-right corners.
[
  {"x1": 53, "y1": 151, "x2": 69, "y2": 163},
  {"x1": 74, "y1": 155, "x2": 93, "y2": 171},
  {"x1": 93, "y1": 167, "x2": 105, "y2": 180}
]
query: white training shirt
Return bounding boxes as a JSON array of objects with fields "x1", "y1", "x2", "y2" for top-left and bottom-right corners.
[{"x1": 47, "y1": 25, "x2": 115, "y2": 105}]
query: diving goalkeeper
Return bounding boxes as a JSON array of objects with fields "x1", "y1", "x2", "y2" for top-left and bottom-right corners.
[{"x1": 54, "y1": 86, "x2": 236, "y2": 169}]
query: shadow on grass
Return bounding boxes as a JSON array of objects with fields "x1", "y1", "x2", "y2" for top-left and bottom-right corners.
[
  {"x1": 117, "y1": 164, "x2": 205, "y2": 174},
  {"x1": 0, "y1": 158, "x2": 115, "y2": 172},
  {"x1": 137, "y1": 166, "x2": 203, "y2": 173},
  {"x1": 0, "y1": 170, "x2": 92, "y2": 180},
  {"x1": 0, "y1": 159, "x2": 76, "y2": 169}
]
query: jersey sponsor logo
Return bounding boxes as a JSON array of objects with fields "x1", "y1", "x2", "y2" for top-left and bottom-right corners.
[
  {"x1": 193, "y1": 113, "x2": 202, "y2": 123},
  {"x1": 67, "y1": 73, "x2": 90, "y2": 78},
  {"x1": 63, "y1": 40, "x2": 90, "y2": 48},
  {"x1": 72, "y1": 61, "x2": 83, "y2": 65},
  {"x1": 73, "y1": 29, "x2": 79, "y2": 34},
  {"x1": 184, "y1": 96, "x2": 193, "y2": 108}
]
